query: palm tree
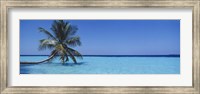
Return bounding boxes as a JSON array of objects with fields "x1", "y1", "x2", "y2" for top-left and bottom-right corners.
[{"x1": 21, "y1": 20, "x2": 82, "y2": 64}]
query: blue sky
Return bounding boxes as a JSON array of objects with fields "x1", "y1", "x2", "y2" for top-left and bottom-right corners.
[{"x1": 20, "y1": 20, "x2": 180, "y2": 55}]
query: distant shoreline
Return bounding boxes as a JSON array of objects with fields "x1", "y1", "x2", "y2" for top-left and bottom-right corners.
[{"x1": 20, "y1": 55, "x2": 180, "y2": 57}]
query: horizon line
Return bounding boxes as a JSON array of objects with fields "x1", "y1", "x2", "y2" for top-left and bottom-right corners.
[{"x1": 20, "y1": 54, "x2": 180, "y2": 57}]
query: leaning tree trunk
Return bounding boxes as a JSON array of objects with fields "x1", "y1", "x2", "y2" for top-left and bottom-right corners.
[{"x1": 20, "y1": 53, "x2": 56, "y2": 64}]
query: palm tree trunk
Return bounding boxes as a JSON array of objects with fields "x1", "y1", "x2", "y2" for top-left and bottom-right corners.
[{"x1": 20, "y1": 52, "x2": 56, "y2": 64}]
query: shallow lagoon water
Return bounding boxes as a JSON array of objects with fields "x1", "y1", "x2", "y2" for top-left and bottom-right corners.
[{"x1": 20, "y1": 56, "x2": 180, "y2": 74}]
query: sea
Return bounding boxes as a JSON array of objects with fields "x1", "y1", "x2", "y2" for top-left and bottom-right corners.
[{"x1": 20, "y1": 55, "x2": 180, "y2": 74}]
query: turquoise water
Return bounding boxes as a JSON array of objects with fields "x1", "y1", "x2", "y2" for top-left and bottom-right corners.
[{"x1": 20, "y1": 56, "x2": 180, "y2": 74}]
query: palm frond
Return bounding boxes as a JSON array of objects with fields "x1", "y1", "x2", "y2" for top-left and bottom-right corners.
[
  {"x1": 63, "y1": 22, "x2": 71, "y2": 39},
  {"x1": 68, "y1": 47, "x2": 83, "y2": 59},
  {"x1": 66, "y1": 25, "x2": 78, "y2": 37},
  {"x1": 66, "y1": 49, "x2": 77, "y2": 64},
  {"x1": 39, "y1": 39, "x2": 57, "y2": 50},
  {"x1": 66, "y1": 36, "x2": 81, "y2": 47},
  {"x1": 38, "y1": 27, "x2": 57, "y2": 40},
  {"x1": 55, "y1": 44, "x2": 71, "y2": 64},
  {"x1": 59, "y1": 54, "x2": 66, "y2": 64},
  {"x1": 51, "y1": 20, "x2": 66, "y2": 41},
  {"x1": 50, "y1": 21, "x2": 61, "y2": 40},
  {"x1": 65, "y1": 55, "x2": 69, "y2": 62}
]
